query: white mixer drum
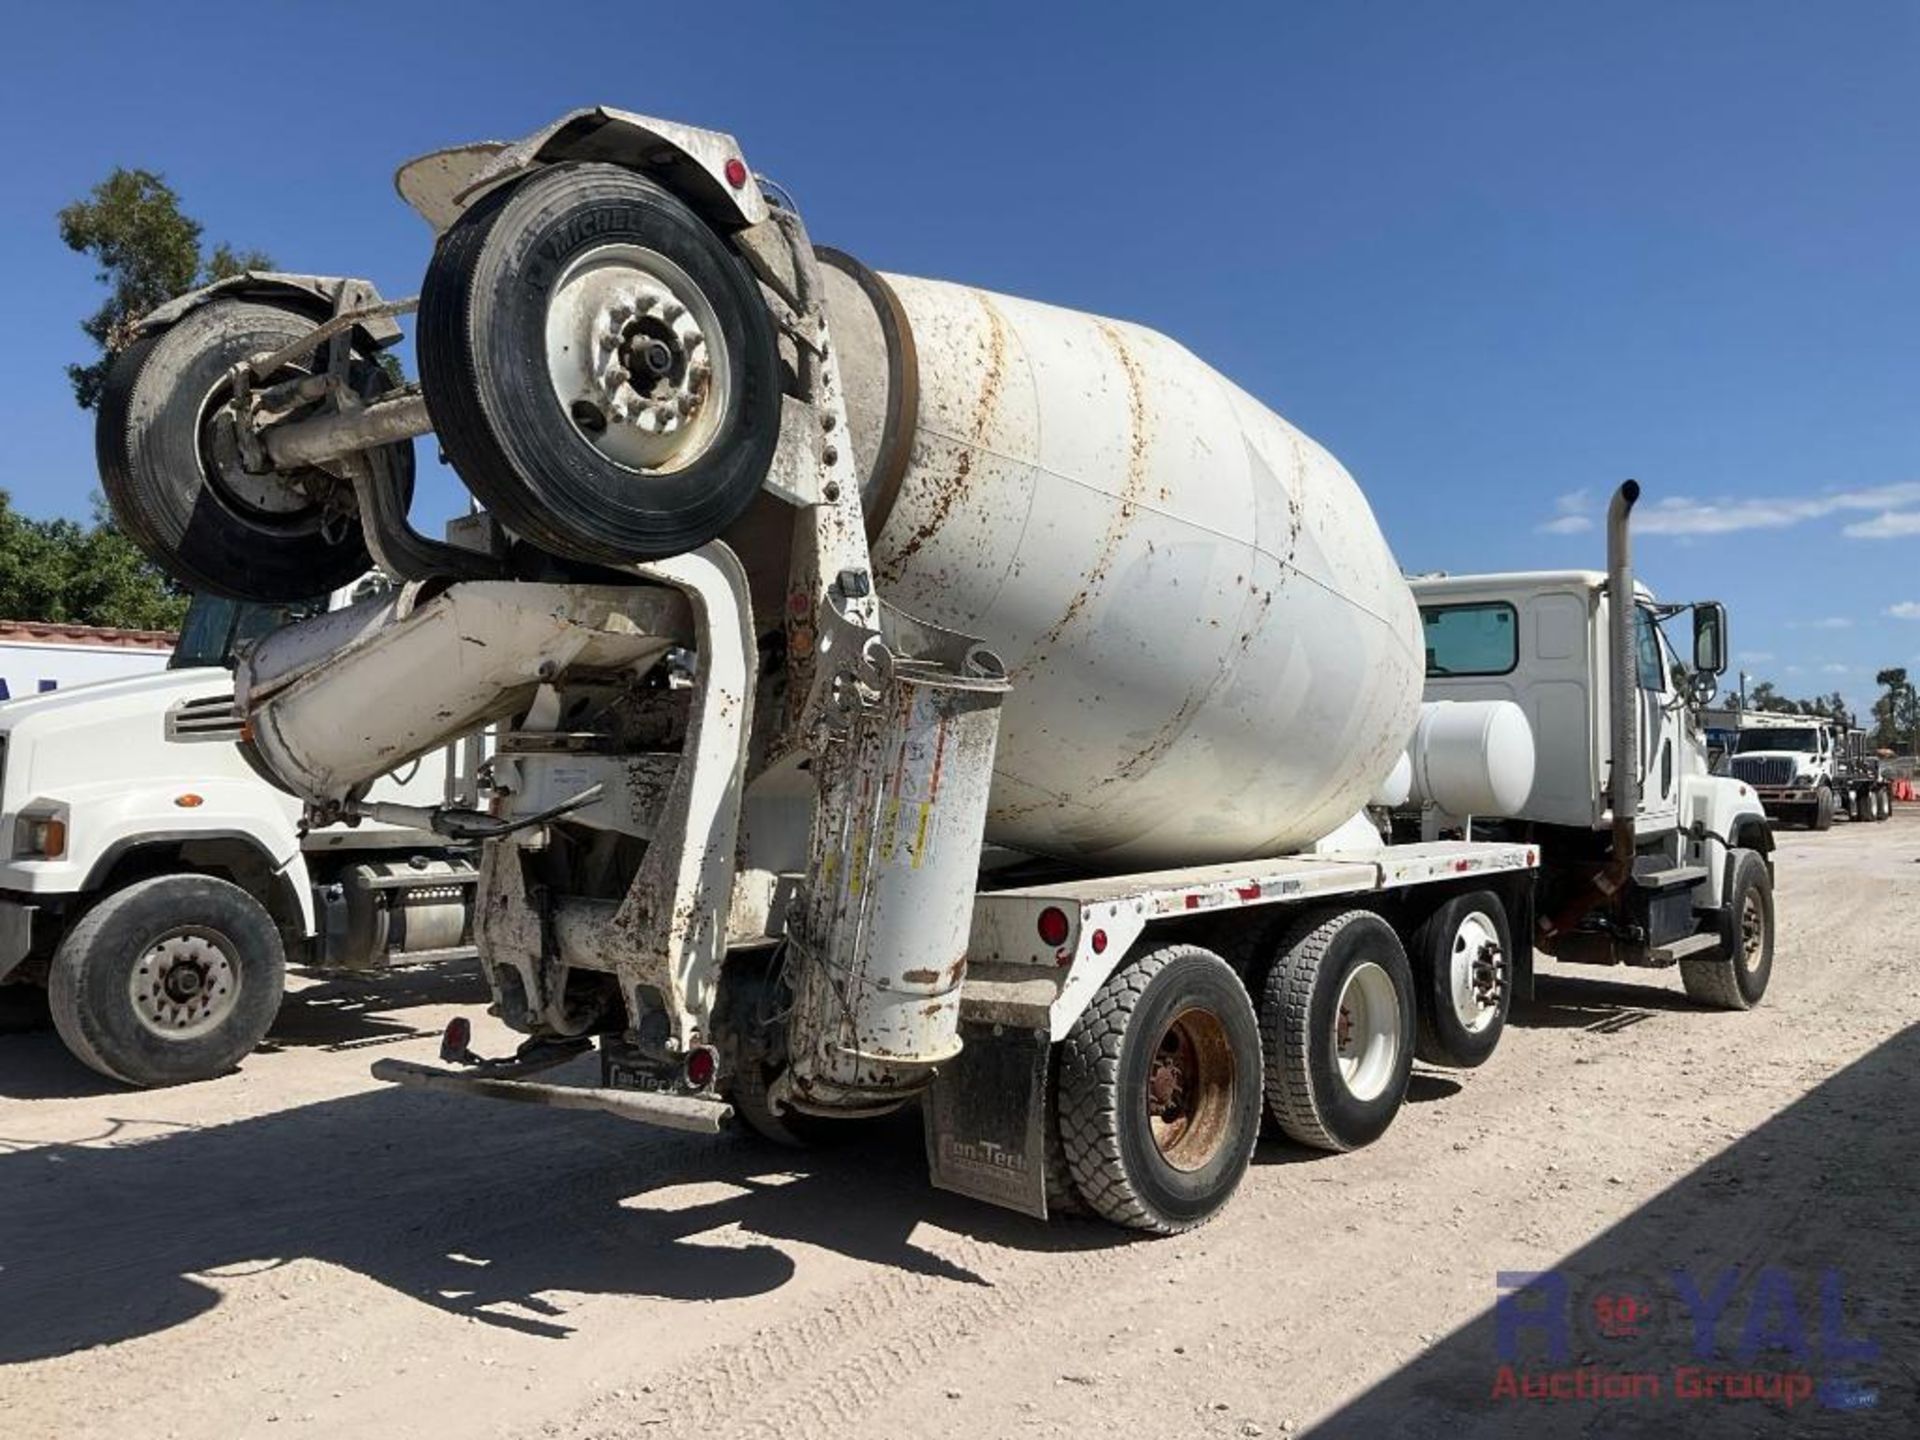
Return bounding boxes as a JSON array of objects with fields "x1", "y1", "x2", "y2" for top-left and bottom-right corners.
[{"x1": 837, "y1": 272, "x2": 1424, "y2": 867}]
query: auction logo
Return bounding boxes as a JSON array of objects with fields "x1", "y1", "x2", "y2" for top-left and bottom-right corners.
[{"x1": 1491, "y1": 1268, "x2": 1879, "y2": 1412}]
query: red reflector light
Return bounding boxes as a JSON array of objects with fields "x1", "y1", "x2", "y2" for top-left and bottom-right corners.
[
  {"x1": 685, "y1": 1046, "x2": 717, "y2": 1089},
  {"x1": 440, "y1": 1016, "x2": 472, "y2": 1063},
  {"x1": 1091, "y1": 929, "x2": 1108, "y2": 955},
  {"x1": 1037, "y1": 906, "x2": 1071, "y2": 947},
  {"x1": 724, "y1": 157, "x2": 748, "y2": 189}
]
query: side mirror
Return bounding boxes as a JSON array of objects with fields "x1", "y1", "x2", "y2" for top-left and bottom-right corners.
[{"x1": 1692, "y1": 602, "x2": 1729, "y2": 676}]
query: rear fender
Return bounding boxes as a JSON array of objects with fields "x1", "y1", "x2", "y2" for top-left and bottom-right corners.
[
  {"x1": 135, "y1": 272, "x2": 404, "y2": 349},
  {"x1": 394, "y1": 106, "x2": 769, "y2": 236}
]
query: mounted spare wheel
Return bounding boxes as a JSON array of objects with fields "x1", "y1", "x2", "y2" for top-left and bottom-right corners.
[
  {"x1": 97, "y1": 299, "x2": 412, "y2": 601},
  {"x1": 418, "y1": 162, "x2": 782, "y2": 567}
]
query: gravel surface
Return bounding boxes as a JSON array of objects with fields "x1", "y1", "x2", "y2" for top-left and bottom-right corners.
[{"x1": 2, "y1": 814, "x2": 1914, "y2": 1438}]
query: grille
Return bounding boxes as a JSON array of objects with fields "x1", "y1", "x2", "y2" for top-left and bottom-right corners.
[
  {"x1": 1729, "y1": 755, "x2": 1795, "y2": 786},
  {"x1": 166, "y1": 692, "x2": 245, "y2": 744}
]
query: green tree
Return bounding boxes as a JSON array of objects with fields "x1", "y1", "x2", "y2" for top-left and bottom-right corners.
[
  {"x1": 57, "y1": 168, "x2": 271, "y2": 409},
  {"x1": 1873, "y1": 667, "x2": 1917, "y2": 752},
  {"x1": 0, "y1": 490, "x2": 186, "y2": 631}
]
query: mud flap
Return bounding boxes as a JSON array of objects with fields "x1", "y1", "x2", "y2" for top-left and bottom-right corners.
[{"x1": 923, "y1": 1019, "x2": 1050, "y2": 1219}]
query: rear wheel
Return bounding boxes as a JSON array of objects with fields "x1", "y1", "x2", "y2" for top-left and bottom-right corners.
[
  {"x1": 1057, "y1": 944, "x2": 1263, "y2": 1233},
  {"x1": 1877, "y1": 787, "x2": 1892, "y2": 821},
  {"x1": 97, "y1": 298, "x2": 410, "y2": 601},
  {"x1": 1680, "y1": 849, "x2": 1774, "y2": 1010},
  {"x1": 418, "y1": 162, "x2": 782, "y2": 567},
  {"x1": 1261, "y1": 910, "x2": 1416, "y2": 1152},
  {"x1": 1410, "y1": 890, "x2": 1512, "y2": 1069},
  {"x1": 47, "y1": 875, "x2": 285, "y2": 1087}
]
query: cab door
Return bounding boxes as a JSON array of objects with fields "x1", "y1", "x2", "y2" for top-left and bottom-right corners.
[{"x1": 1633, "y1": 605, "x2": 1681, "y2": 832}]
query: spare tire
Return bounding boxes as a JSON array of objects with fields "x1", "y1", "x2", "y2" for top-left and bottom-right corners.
[
  {"x1": 97, "y1": 298, "x2": 410, "y2": 602},
  {"x1": 418, "y1": 163, "x2": 782, "y2": 567}
]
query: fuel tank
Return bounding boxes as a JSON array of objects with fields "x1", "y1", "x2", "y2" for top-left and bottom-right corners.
[{"x1": 825, "y1": 265, "x2": 1423, "y2": 867}]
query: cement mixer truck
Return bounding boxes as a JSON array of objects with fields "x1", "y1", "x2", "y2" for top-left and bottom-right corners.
[{"x1": 90, "y1": 106, "x2": 1775, "y2": 1232}]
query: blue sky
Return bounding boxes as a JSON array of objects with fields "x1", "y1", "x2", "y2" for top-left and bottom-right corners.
[{"x1": 3, "y1": 2, "x2": 1917, "y2": 711}]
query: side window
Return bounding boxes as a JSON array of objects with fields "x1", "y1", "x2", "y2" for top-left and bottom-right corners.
[
  {"x1": 1634, "y1": 606, "x2": 1665, "y2": 693},
  {"x1": 1421, "y1": 602, "x2": 1519, "y2": 677}
]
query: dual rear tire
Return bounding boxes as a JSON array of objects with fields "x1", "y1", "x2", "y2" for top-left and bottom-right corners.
[{"x1": 1054, "y1": 906, "x2": 1441, "y2": 1232}]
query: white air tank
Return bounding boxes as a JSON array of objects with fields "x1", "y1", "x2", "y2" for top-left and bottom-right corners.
[{"x1": 828, "y1": 267, "x2": 1423, "y2": 867}]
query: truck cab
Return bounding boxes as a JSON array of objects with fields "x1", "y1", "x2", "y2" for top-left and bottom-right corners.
[
  {"x1": 0, "y1": 584, "x2": 481, "y2": 1088},
  {"x1": 1722, "y1": 713, "x2": 1891, "y2": 827},
  {"x1": 1409, "y1": 534, "x2": 1772, "y2": 1006}
]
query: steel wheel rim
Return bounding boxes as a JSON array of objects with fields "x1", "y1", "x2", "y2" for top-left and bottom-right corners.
[
  {"x1": 1333, "y1": 960, "x2": 1400, "y2": 1102},
  {"x1": 1739, "y1": 890, "x2": 1766, "y2": 974},
  {"x1": 544, "y1": 242, "x2": 731, "y2": 476},
  {"x1": 128, "y1": 927, "x2": 241, "y2": 1040},
  {"x1": 1144, "y1": 1006, "x2": 1236, "y2": 1173},
  {"x1": 1449, "y1": 911, "x2": 1503, "y2": 1034}
]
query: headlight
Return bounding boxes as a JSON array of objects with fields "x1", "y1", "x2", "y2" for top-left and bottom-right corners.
[
  {"x1": 1793, "y1": 773, "x2": 1816, "y2": 786},
  {"x1": 15, "y1": 811, "x2": 67, "y2": 859}
]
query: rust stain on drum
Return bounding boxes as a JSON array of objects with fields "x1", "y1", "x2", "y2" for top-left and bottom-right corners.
[
  {"x1": 876, "y1": 291, "x2": 1008, "y2": 586},
  {"x1": 1009, "y1": 321, "x2": 1148, "y2": 682}
]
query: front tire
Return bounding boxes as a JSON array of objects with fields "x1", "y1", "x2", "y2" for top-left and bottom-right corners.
[
  {"x1": 47, "y1": 875, "x2": 286, "y2": 1087},
  {"x1": 1679, "y1": 849, "x2": 1774, "y2": 1010},
  {"x1": 1811, "y1": 787, "x2": 1835, "y2": 831},
  {"x1": 1057, "y1": 945, "x2": 1263, "y2": 1233},
  {"x1": 418, "y1": 163, "x2": 782, "y2": 567},
  {"x1": 1261, "y1": 910, "x2": 1416, "y2": 1152}
]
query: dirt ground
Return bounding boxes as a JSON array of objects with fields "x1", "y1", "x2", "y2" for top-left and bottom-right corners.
[{"x1": 2, "y1": 815, "x2": 1915, "y2": 1439}]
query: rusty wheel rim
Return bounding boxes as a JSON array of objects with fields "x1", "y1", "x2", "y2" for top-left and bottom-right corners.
[{"x1": 1144, "y1": 1006, "x2": 1236, "y2": 1173}]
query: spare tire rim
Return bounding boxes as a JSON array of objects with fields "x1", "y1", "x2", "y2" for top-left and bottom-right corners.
[
  {"x1": 1739, "y1": 890, "x2": 1766, "y2": 973},
  {"x1": 1449, "y1": 912, "x2": 1503, "y2": 1034},
  {"x1": 129, "y1": 927, "x2": 241, "y2": 1040},
  {"x1": 1333, "y1": 960, "x2": 1400, "y2": 1102},
  {"x1": 1144, "y1": 1006, "x2": 1235, "y2": 1173},
  {"x1": 545, "y1": 242, "x2": 732, "y2": 476}
]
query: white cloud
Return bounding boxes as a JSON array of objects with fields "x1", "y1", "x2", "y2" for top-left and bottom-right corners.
[
  {"x1": 1536, "y1": 490, "x2": 1595, "y2": 535},
  {"x1": 1842, "y1": 510, "x2": 1920, "y2": 540},
  {"x1": 1889, "y1": 602, "x2": 1920, "y2": 620},
  {"x1": 1737, "y1": 650, "x2": 1775, "y2": 662},
  {"x1": 1614, "y1": 482, "x2": 1920, "y2": 537},
  {"x1": 1822, "y1": 663, "x2": 1852, "y2": 674},
  {"x1": 1788, "y1": 617, "x2": 1854, "y2": 630}
]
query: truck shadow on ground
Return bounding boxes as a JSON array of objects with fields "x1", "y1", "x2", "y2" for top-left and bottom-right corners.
[
  {"x1": 1512, "y1": 971, "x2": 1703, "y2": 1034},
  {"x1": 0, "y1": 1059, "x2": 1118, "y2": 1363},
  {"x1": 0, "y1": 961, "x2": 491, "y2": 1100},
  {"x1": 262, "y1": 959, "x2": 492, "y2": 1051},
  {"x1": 1301, "y1": 1022, "x2": 1920, "y2": 1437}
]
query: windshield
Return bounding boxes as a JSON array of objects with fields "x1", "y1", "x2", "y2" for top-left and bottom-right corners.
[
  {"x1": 170, "y1": 593, "x2": 326, "y2": 671},
  {"x1": 1735, "y1": 727, "x2": 1820, "y2": 754}
]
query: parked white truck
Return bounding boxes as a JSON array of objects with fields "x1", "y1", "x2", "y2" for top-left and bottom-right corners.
[
  {"x1": 87, "y1": 106, "x2": 1775, "y2": 1232},
  {"x1": 1712, "y1": 710, "x2": 1892, "y2": 829},
  {"x1": 0, "y1": 587, "x2": 482, "y2": 1086}
]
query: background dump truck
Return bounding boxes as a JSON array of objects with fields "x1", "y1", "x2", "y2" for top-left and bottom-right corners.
[
  {"x1": 88, "y1": 105, "x2": 1775, "y2": 1232},
  {"x1": 1720, "y1": 711, "x2": 1892, "y2": 829},
  {"x1": 0, "y1": 585, "x2": 483, "y2": 1087}
]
